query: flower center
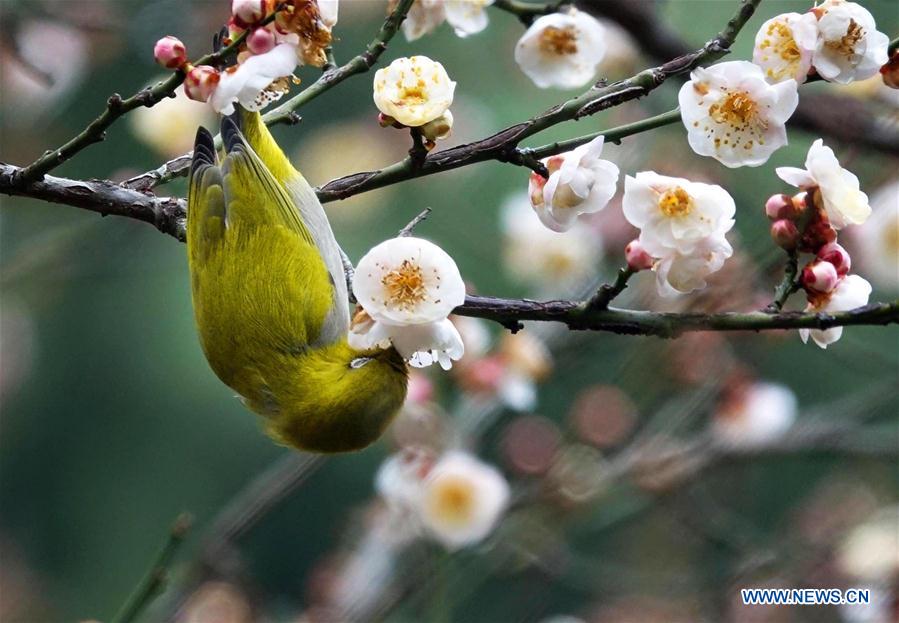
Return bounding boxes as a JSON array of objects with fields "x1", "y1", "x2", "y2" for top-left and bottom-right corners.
[
  {"x1": 826, "y1": 19, "x2": 864, "y2": 56},
  {"x1": 658, "y1": 187, "x2": 693, "y2": 218},
  {"x1": 769, "y1": 21, "x2": 801, "y2": 61},
  {"x1": 539, "y1": 26, "x2": 578, "y2": 56},
  {"x1": 709, "y1": 91, "x2": 759, "y2": 127},
  {"x1": 382, "y1": 259, "x2": 427, "y2": 310},
  {"x1": 397, "y1": 79, "x2": 428, "y2": 105},
  {"x1": 429, "y1": 476, "x2": 475, "y2": 526}
]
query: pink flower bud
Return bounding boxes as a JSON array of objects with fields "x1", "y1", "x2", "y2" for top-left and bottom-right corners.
[
  {"x1": 246, "y1": 26, "x2": 276, "y2": 54},
  {"x1": 770, "y1": 219, "x2": 800, "y2": 250},
  {"x1": 232, "y1": 0, "x2": 266, "y2": 26},
  {"x1": 817, "y1": 242, "x2": 851, "y2": 276},
  {"x1": 154, "y1": 36, "x2": 187, "y2": 70},
  {"x1": 420, "y1": 111, "x2": 453, "y2": 142},
  {"x1": 765, "y1": 194, "x2": 794, "y2": 220},
  {"x1": 801, "y1": 260, "x2": 840, "y2": 294},
  {"x1": 377, "y1": 112, "x2": 403, "y2": 128},
  {"x1": 624, "y1": 239, "x2": 654, "y2": 271},
  {"x1": 880, "y1": 52, "x2": 899, "y2": 89},
  {"x1": 183, "y1": 65, "x2": 220, "y2": 103}
]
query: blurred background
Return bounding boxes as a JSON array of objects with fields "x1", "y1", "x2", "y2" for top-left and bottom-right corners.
[{"x1": 1, "y1": 1, "x2": 897, "y2": 621}]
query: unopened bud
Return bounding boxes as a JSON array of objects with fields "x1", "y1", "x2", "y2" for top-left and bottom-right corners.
[
  {"x1": 765, "y1": 193, "x2": 795, "y2": 220},
  {"x1": 770, "y1": 219, "x2": 800, "y2": 250},
  {"x1": 377, "y1": 113, "x2": 404, "y2": 128},
  {"x1": 624, "y1": 239, "x2": 654, "y2": 271},
  {"x1": 154, "y1": 36, "x2": 187, "y2": 70},
  {"x1": 817, "y1": 242, "x2": 851, "y2": 276},
  {"x1": 801, "y1": 260, "x2": 840, "y2": 294},
  {"x1": 799, "y1": 217, "x2": 837, "y2": 253},
  {"x1": 420, "y1": 110, "x2": 453, "y2": 142},
  {"x1": 880, "y1": 51, "x2": 899, "y2": 89},
  {"x1": 183, "y1": 65, "x2": 220, "y2": 102},
  {"x1": 246, "y1": 26, "x2": 276, "y2": 54},
  {"x1": 232, "y1": 0, "x2": 266, "y2": 26}
]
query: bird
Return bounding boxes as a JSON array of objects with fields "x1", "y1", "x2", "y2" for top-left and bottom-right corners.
[{"x1": 186, "y1": 109, "x2": 408, "y2": 453}]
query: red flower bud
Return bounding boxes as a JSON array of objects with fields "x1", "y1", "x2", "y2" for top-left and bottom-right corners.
[
  {"x1": 183, "y1": 65, "x2": 220, "y2": 102},
  {"x1": 154, "y1": 36, "x2": 187, "y2": 70},
  {"x1": 624, "y1": 239, "x2": 654, "y2": 271},
  {"x1": 765, "y1": 193, "x2": 796, "y2": 221},
  {"x1": 817, "y1": 242, "x2": 851, "y2": 276},
  {"x1": 247, "y1": 26, "x2": 276, "y2": 54},
  {"x1": 770, "y1": 219, "x2": 800, "y2": 250},
  {"x1": 801, "y1": 260, "x2": 839, "y2": 294}
]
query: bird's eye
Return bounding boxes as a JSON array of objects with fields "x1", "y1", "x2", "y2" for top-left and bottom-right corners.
[{"x1": 350, "y1": 357, "x2": 372, "y2": 369}]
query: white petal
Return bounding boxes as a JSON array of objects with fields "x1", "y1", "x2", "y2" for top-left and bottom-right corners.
[{"x1": 209, "y1": 44, "x2": 298, "y2": 115}]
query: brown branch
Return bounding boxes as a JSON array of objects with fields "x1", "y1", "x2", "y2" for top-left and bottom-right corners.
[{"x1": 3, "y1": 162, "x2": 896, "y2": 337}]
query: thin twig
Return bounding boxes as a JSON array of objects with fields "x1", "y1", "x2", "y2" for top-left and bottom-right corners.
[
  {"x1": 587, "y1": 267, "x2": 635, "y2": 310},
  {"x1": 398, "y1": 207, "x2": 432, "y2": 237},
  {"x1": 111, "y1": 513, "x2": 193, "y2": 623},
  {"x1": 767, "y1": 250, "x2": 800, "y2": 312}
]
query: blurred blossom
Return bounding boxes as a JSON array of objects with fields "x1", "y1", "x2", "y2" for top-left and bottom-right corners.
[
  {"x1": 376, "y1": 446, "x2": 435, "y2": 521},
  {"x1": 296, "y1": 121, "x2": 401, "y2": 220},
  {"x1": 792, "y1": 478, "x2": 879, "y2": 546},
  {"x1": 712, "y1": 380, "x2": 797, "y2": 446},
  {"x1": 419, "y1": 451, "x2": 510, "y2": 549},
  {"x1": 630, "y1": 437, "x2": 700, "y2": 493},
  {"x1": 399, "y1": 0, "x2": 446, "y2": 41},
  {"x1": 850, "y1": 180, "x2": 899, "y2": 290},
  {"x1": 569, "y1": 385, "x2": 636, "y2": 448},
  {"x1": 405, "y1": 369, "x2": 435, "y2": 405},
  {"x1": 0, "y1": 297, "x2": 37, "y2": 406},
  {"x1": 665, "y1": 332, "x2": 734, "y2": 385},
  {"x1": 129, "y1": 83, "x2": 216, "y2": 157},
  {"x1": 594, "y1": 19, "x2": 640, "y2": 76},
  {"x1": 837, "y1": 506, "x2": 899, "y2": 583},
  {"x1": 388, "y1": 392, "x2": 450, "y2": 450},
  {"x1": 452, "y1": 315, "x2": 491, "y2": 359},
  {"x1": 501, "y1": 415, "x2": 561, "y2": 476},
  {"x1": 179, "y1": 581, "x2": 253, "y2": 623},
  {"x1": 515, "y1": 9, "x2": 606, "y2": 89},
  {"x1": 501, "y1": 193, "x2": 602, "y2": 291},
  {"x1": 1, "y1": 20, "x2": 88, "y2": 119},
  {"x1": 546, "y1": 444, "x2": 607, "y2": 505}
]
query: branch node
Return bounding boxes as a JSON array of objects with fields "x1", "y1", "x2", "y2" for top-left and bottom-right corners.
[{"x1": 398, "y1": 207, "x2": 432, "y2": 237}]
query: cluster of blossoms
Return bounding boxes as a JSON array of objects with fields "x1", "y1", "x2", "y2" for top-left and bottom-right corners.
[
  {"x1": 678, "y1": 1, "x2": 890, "y2": 168},
  {"x1": 376, "y1": 447, "x2": 510, "y2": 549},
  {"x1": 349, "y1": 236, "x2": 467, "y2": 369},
  {"x1": 373, "y1": 56, "x2": 456, "y2": 146},
  {"x1": 622, "y1": 172, "x2": 736, "y2": 296},
  {"x1": 154, "y1": 0, "x2": 338, "y2": 114},
  {"x1": 768, "y1": 139, "x2": 873, "y2": 348}
]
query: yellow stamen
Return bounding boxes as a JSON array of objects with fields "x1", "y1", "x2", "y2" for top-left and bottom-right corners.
[
  {"x1": 539, "y1": 26, "x2": 578, "y2": 55},
  {"x1": 382, "y1": 259, "x2": 427, "y2": 309},
  {"x1": 658, "y1": 187, "x2": 694, "y2": 218}
]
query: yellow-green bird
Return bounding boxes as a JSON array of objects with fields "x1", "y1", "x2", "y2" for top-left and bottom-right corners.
[{"x1": 187, "y1": 109, "x2": 408, "y2": 453}]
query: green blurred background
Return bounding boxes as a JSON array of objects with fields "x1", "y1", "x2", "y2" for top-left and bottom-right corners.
[{"x1": 1, "y1": 1, "x2": 897, "y2": 621}]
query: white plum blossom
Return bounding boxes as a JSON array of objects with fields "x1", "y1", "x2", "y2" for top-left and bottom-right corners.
[
  {"x1": 622, "y1": 172, "x2": 735, "y2": 256},
  {"x1": 799, "y1": 274, "x2": 872, "y2": 348},
  {"x1": 514, "y1": 9, "x2": 606, "y2": 89},
  {"x1": 418, "y1": 451, "x2": 510, "y2": 549},
  {"x1": 209, "y1": 43, "x2": 297, "y2": 115},
  {"x1": 678, "y1": 60, "x2": 799, "y2": 167},
  {"x1": 501, "y1": 194, "x2": 603, "y2": 289},
  {"x1": 654, "y1": 235, "x2": 734, "y2": 297},
  {"x1": 752, "y1": 12, "x2": 818, "y2": 83},
  {"x1": 837, "y1": 506, "x2": 899, "y2": 583},
  {"x1": 402, "y1": 0, "x2": 447, "y2": 41},
  {"x1": 130, "y1": 83, "x2": 216, "y2": 157},
  {"x1": 776, "y1": 139, "x2": 871, "y2": 228},
  {"x1": 528, "y1": 135, "x2": 619, "y2": 232},
  {"x1": 813, "y1": 1, "x2": 890, "y2": 84},
  {"x1": 444, "y1": 0, "x2": 495, "y2": 37},
  {"x1": 351, "y1": 236, "x2": 466, "y2": 369},
  {"x1": 712, "y1": 382, "x2": 798, "y2": 446},
  {"x1": 373, "y1": 56, "x2": 456, "y2": 127}
]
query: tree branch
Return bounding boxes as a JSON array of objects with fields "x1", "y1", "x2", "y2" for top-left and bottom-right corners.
[{"x1": 3, "y1": 162, "x2": 897, "y2": 338}]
